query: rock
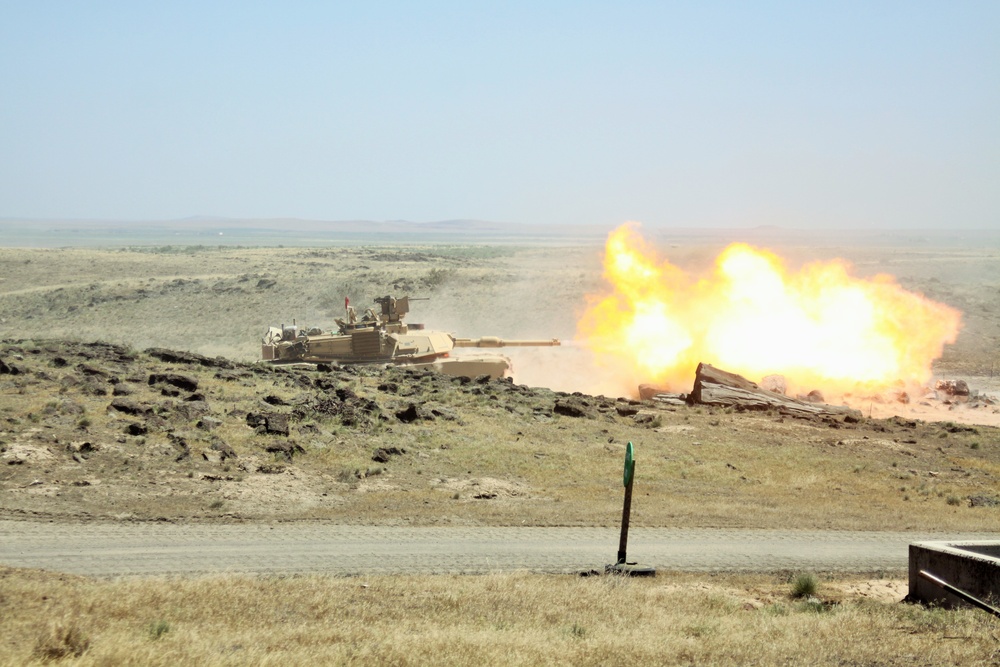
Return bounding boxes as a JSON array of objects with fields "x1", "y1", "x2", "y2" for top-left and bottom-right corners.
[
  {"x1": 651, "y1": 393, "x2": 687, "y2": 406},
  {"x1": 76, "y1": 363, "x2": 109, "y2": 377},
  {"x1": 210, "y1": 440, "x2": 237, "y2": 460},
  {"x1": 615, "y1": 404, "x2": 640, "y2": 417},
  {"x1": 215, "y1": 370, "x2": 251, "y2": 382},
  {"x1": 395, "y1": 403, "x2": 429, "y2": 423},
  {"x1": 124, "y1": 422, "x2": 148, "y2": 436},
  {"x1": 82, "y1": 378, "x2": 109, "y2": 396},
  {"x1": 197, "y1": 417, "x2": 223, "y2": 431},
  {"x1": 887, "y1": 388, "x2": 910, "y2": 404},
  {"x1": 638, "y1": 384, "x2": 671, "y2": 400},
  {"x1": 263, "y1": 394, "x2": 289, "y2": 406},
  {"x1": 257, "y1": 463, "x2": 285, "y2": 474},
  {"x1": 935, "y1": 379, "x2": 970, "y2": 397},
  {"x1": 148, "y1": 373, "x2": 199, "y2": 392},
  {"x1": 246, "y1": 412, "x2": 289, "y2": 436},
  {"x1": 372, "y1": 447, "x2": 406, "y2": 463},
  {"x1": 264, "y1": 441, "x2": 305, "y2": 460},
  {"x1": 553, "y1": 399, "x2": 592, "y2": 418},
  {"x1": 67, "y1": 441, "x2": 98, "y2": 458},
  {"x1": 145, "y1": 347, "x2": 233, "y2": 369},
  {"x1": 335, "y1": 387, "x2": 359, "y2": 401},
  {"x1": 429, "y1": 406, "x2": 459, "y2": 421},
  {"x1": 256, "y1": 278, "x2": 277, "y2": 289},
  {"x1": 167, "y1": 437, "x2": 191, "y2": 462},
  {"x1": 760, "y1": 375, "x2": 787, "y2": 395},
  {"x1": 633, "y1": 411, "x2": 658, "y2": 425},
  {"x1": 0, "y1": 359, "x2": 22, "y2": 375},
  {"x1": 108, "y1": 399, "x2": 150, "y2": 416},
  {"x1": 174, "y1": 401, "x2": 211, "y2": 420},
  {"x1": 49, "y1": 399, "x2": 85, "y2": 416},
  {"x1": 802, "y1": 390, "x2": 825, "y2": 403},
  {"x1": 112, "y1": 383, "x2": 134, "y2": 396}
]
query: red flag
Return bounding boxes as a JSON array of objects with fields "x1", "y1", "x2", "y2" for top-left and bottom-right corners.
[{"x1": 345, "y1": 297, "x2": 350, "y2": 309}]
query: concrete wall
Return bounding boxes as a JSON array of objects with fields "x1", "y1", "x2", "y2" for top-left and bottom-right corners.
[{"x1": 909, "y1": 541, "x2": 1000, "y2": 608}]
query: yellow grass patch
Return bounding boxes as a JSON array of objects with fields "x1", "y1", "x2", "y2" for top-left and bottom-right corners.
[{"x1": 1, "y1": 567, "x2": 997, "y2": 666}]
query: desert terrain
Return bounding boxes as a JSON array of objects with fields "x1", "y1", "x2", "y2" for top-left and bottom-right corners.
[
  {"x1": 1, "y1": 232, "x2": 999, "y2": 527},
  {"x1": 1, "y1": 230, "x2": 999, "y2": 665}
]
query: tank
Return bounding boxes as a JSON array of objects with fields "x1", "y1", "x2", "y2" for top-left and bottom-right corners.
[{"x1": 261, "y1": 295, "x2": 560, "y2": 379}]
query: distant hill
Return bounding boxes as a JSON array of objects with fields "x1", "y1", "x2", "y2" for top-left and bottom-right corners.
[
  {"x1": 0, "y1": 217, "x2": 612, "y2": 247},
  {"x1": 2, "y1": 217, "x2": 999, "y2": 248}
]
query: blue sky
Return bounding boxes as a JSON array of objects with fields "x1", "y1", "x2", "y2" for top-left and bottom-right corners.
[{"x1": 1, "y1": 1, "x2": 997, "y2": 228}]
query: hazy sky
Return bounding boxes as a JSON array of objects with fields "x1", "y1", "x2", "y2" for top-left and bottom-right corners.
[{"x1": 1, "y1": 2, "x2": 997, "y2": 228}]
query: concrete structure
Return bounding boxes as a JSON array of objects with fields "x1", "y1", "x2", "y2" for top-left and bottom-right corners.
[{"x1": 909, "y1": 541, "x2": 1000, "y2": 608}]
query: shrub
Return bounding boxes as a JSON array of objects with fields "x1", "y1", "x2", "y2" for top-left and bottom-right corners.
[
  {"x1": 148, "y1": 620, "x2": 171, "y2": 640},
  {"x1": 791, "y1": 572, "x2": 818, "y2": 598}
]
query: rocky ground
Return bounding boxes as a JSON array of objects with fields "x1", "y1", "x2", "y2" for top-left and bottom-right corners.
[{"x1": 2, "y1": 339, "x2": 999, "y2": 530}]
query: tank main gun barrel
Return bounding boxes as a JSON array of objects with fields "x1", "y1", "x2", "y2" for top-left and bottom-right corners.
[{"x1": 453, "y1": 337, "x2": 561, "y2": 348}]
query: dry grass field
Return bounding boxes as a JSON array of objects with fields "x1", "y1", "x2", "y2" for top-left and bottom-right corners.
[
  {"x1": 2, "y1": 567, "x2": 998, "y2": 666},
  {"x1": 1, "y1": 233, "x2": 999, "y2": 665}
]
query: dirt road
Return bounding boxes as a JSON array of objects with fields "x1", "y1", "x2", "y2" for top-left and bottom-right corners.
[{"x1": 0, "y1": 521, "x2": 984, "y2": 577}]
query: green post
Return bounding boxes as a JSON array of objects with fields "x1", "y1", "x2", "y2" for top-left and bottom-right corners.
[
  {"x1": 617, "y1": 442, "x2": 635, "y2": 565},
  {"x1": 606, "y1": 441, "x2": 654, "y2": 576}
]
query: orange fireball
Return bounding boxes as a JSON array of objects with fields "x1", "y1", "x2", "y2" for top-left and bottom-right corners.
[{"x1": 578, "y1": 223, "x2": 962, "y2": 396}]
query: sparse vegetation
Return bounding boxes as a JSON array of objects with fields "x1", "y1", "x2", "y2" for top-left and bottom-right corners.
[
  {"x1": 0, "y1": 338, "x2": 998, "y2": 530},
  {"x1": 1, "y1": 568, "x2": 996, "y2": 666},
  {"x1": 791, "y1": 572, "x2": 818, "y2": 598},
  {"x1": 147, "y1": 620, "x2": 171, "y2": 640}
]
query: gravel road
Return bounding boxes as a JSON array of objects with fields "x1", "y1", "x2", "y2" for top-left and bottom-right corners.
[{"x1": 0, "y1": 521, "x2": 983, "y2": 577}]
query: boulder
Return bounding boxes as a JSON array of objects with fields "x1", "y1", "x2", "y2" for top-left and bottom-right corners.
[
  {"x1": 148, "y1": 373, "x2": 199, "y2": 392},
  {"x1": 246, "y1": 412, "x2": 289, "y2": 436},
  {"x1": 554, "y1": 398, "x2": 592, "y2": 418},
  {"x1": 0, "y1": 359, "x2": 22, "y2": 375},
  {"x1": 935, "y1": 380, "x2": 970, "y2": 397},
  {"x1": 760, "y1": 375, "x2": 787, "y2": 395},
  {"x1": 372, "y1": 447, "x2": 406, "y2": 463}
]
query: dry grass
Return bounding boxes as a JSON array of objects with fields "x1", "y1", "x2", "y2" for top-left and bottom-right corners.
[{"x1": 1, "y1": 566, "x2": 997, "y2": 666}]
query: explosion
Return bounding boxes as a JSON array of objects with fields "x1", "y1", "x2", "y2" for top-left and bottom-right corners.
[{"x1": 578, "y1": 223, "x2": 962, "y2": 398}]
